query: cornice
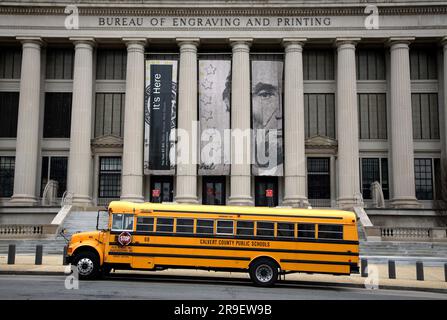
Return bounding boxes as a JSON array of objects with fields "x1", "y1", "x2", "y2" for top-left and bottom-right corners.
[{"x1": 0, "y1": 6, "x2": 447, "y2": 16}]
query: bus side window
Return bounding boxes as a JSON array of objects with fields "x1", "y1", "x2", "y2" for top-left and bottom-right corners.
[
  {"x1": 236, "y1": 221, "x2": 254, "y2": 236},
  {"x1": 176, "y1": 218, "x2": 194, "y2": 233},
  {"x1": 277, "y1": 222, "x2": 295, "y2": 238},
  {"x1": 156, "y1": 218, "x2": 174, "y2": 233},
  {"x1": 196, "y1": 219, "x2": 214, "y2": 235},
  {"x1": 298, "y1": 223, "x2": 315, "y2": 239},
  {"x1": 318, "y1": 224, "x2": 343, "y2": 240},
  {"x1": 256, "y1": 222, "x2": 274, "y2": 237},
  {"x1": 216, "y1": 220, "x2": 234, "y2": 235},
  {"x1": 136, "y1": 217, "x2": 154, "y2": 232}
]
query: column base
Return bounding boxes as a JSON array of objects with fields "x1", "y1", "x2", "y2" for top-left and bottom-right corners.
[
  {"x1": 174, "y1": 195, "x2": 199, "y2": 204},
  {"x1": 228, "y1": 196, "x2": 253, "y2": 206},
  {"x1": 337, "y1": 197, "x2": 364, "y2": 210},
  {"x1": 70, "y1": 195, "x2": 93, "y2": 208},
  {"x1": 9, "y1": 194, "x2": 38, "y2": 206},
  {"x1": 120, "y1": 195, "x2": 144, "y2": 203},
  {"x1": 282, "y1": 196, "x2": 310, "y2": 208},
  {"x1": 390, "y1": 197, "x2": 422, "y2": 209}
]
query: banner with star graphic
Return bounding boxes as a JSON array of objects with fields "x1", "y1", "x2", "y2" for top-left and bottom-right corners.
[
  {"x1": 144, "y1": 60, "x2": 177, "y2": 175},
  {"x1": 251, "y1": 56, "x2": 284, "y2": 176},
  {"x1": 198, "y1": 58, "x2": 231, "y2": 176}
]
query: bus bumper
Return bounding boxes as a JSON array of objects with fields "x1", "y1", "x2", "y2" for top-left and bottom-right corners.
[{"x1": 350, "y1": 263, "x2": 360, "y2": 274}]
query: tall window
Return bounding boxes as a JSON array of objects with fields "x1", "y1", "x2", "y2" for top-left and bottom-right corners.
[
  {"x1": 361, "y1": 158, "x2": 389, "y2": 200},
  {"x1": 356, "y1": 49, "x2": 386, "y2": 80},
  {"x1": 0, "y1": 92, "x2": 19, "y2": 138},
  {"x1": 307, "y1": 158, "x2": 330, "y2": 206},
  {"x1": 412, "y1": 93, "x2": 439, "y2": 140},
  {"x1": 98, "y1": 157, "x2": 122, "y2": 200},
  {"x1": 358, "y1": 93, "x2": 387, "y2": 139},
  {"x1": 46, "y1": 48, "x2": 74, "y2": 79},
  {"x1": 43, "y1": 93, "x2": 72, "y2": 138},
  {"x1": 410, "y1": 48, "x2": 437, "y2": 80},
  {"x1": 0, "y1": 47, "x2": 21, "y2": 79},
  {"x1": 96, "y1": 49, "x2": 127, "y2": 80},
  {"x1": 414, "y1": 158, "x2": 434, "y2": 200},
  {"x1": 304, "y1": 93, "x2": 335, "y2": 138},
  {"x1": 303, "y1": 49, "x2": 334, "y2": 80},
  {"x1": 94, "y1": 93, "x2": 125, "y2": 137},
  {"x1": 0, "y1": 156, "x2": 15, "y2": 197},
  {"x1": 40, "y1": 156, "x2": 68, "y2": 198}
]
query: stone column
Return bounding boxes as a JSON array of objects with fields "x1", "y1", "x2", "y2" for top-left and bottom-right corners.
[
  {"x1": 228, "y1": 38, "x2": 253, "y2": 206},
  {"x1": 10, "y1": 37, "x2": 43, "y2": 205},
  {"x1": 67, "y1": 38, "x2": 95, "y2": 206},
  {"x1": 174, "y1": 38, "x2": 199, "y2": 203},
  {"x1": 282, "y1": 38, "x2": 309, "y2": 208},
  {"x1": 335, "y1": 38, "x2": 362, "y2": 209},
  {"x1": 120, "y1": 38, "x2": 146, "y2": 203},
  {"x1": 388, "y1": 38, "x2": 420, "y2": 208}
]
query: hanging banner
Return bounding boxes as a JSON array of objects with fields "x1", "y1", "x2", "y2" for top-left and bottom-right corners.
[
  {"x1": 251, "y1": 57, "x2": 284, "y2": 176},
  {"x1": 198, "y1": 58, "x2": 231, "y2": 176},
  {"x1": 144, "y1": 60, "x2": 177, "y2": 175}
]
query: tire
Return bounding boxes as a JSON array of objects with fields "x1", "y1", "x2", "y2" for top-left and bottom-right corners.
[
  {"x1": 72, "y1": 251, "x2": 100, "y2": 280},
  {"x1": 249, "y1": 258, "x2": 279, "y2": 287}
]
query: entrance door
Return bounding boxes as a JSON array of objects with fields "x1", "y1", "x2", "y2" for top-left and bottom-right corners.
[
  {"x1": 255, "y1": 176, "x2": 278, "y2": 207},
  {"x1": 307, "y1": 158, "x2": 331, "y2": 207},
  {"x1": 150, "y1": 176, "x2": 173, "y2": 202},
  {"x1": 202, "y1": 176, "x2": 226, "y2": 205}
]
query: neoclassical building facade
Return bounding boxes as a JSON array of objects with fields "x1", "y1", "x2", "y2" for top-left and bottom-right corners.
[{"x1": 0, "y1": 0, "x2": 446, "y2": 209}]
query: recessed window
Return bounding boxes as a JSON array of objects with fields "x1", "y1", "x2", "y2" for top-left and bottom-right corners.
[
  {"x1": 298, "y1": 224, "x2": 315, "y2": 239},
  {"x1": 196, "y1": 219, "x2": 214, "y2": 235},
  {"x1": 277, "y1": 223, "x2": 295, "y2": 238},
  {"x1": 176, "y1": 218, "x2": 194, "y2": 234},
  {"x1": 40, "y1": 156, "x2": 68, "y2": 198},
  {"x1": 304, "y1": 93, "x2": 335, "y2": 139},
  {"x1": 46, "y1": 48, "x2": 74, "y2": 79},
  {"x1": 318, "y1": 224, "x2": 343, "y2": 240},
  {"x1": 0, "y1": 157, "x2": 15, "y2": 198},
  {"x1": 43, "y1": 92, "x2": 72, "y2": 138},
  {"x1": 236, "y1": 221, "x2": 254, "y2": 236},
  {"x1": 0, "y1": 47, "x2": 21, "y2": 79},
  {"x1": 96, "y1": 49, "x2": 127, "y2": 80},
  {"x1": 156, "y1": 218, "x2": 174, "y2": 233},
  {"x1": 98, "y1": 157, "x2": 122, "y2": 203},
  {"x1": 414, "y1": 158, "x2": 434, "y2": 200},
  {"x1": 136, "y1": 217, "x2": 154, "y2": 232},
  {"x1": 216, "y1": 220, "x2": 234, "y2": 235},
  {"x1": 0, "y1": 92, "x2": 19, "y2": 138},
  {"x1": 256, "y1": 222, "x2": 274, "y2": 237}
]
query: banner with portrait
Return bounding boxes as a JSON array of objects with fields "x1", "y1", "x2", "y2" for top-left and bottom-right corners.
[
  {"x1": 144, "y1": 60, "x2": 177, "y2": 175},
  {"x1": 198, "y1": 58, "x2": 231, "y2": 176},
  {"x1": 251, "y1": 57, "x2": 284, "y2": 176}
]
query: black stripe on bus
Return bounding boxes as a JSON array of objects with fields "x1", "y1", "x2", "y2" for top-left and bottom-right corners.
[
  {"x1": 109, "y1": 231, "x2": 359, "y2": 245},
  {"x1": 280, "y1": 259, "x2": 353, "y2": 266},
  {"x1": 149, "y1": 209, "x2": 344, "y2": 220},
  {"x1": 109, "y1": 242, "x2": 359, "y2": 256},
  {"x1": 108, "y1": 252, "x2": 250, "y2": 261}
]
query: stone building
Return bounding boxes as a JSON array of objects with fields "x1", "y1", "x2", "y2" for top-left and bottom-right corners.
[{"x1": 0, "y1": 0, "x2": 446, "y2": 209}]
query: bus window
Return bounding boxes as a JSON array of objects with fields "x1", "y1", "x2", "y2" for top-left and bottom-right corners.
[
  {"x1": 176, "y1": 218, "x2": 194, "y2": 233},
  {"x1": 298, "y1": 223, "x2": 315, "y2": 239},
  {"x1": 136, "y1": 217, "x2": 154, "y2": 232},
  {"x1": 111, "y1": 214, "x2": 134, "y2": 231},
  {"x1": 277, "y1": 223, "x2": 295, "y2": 238},
  {"x1": 318, "y1": 224, "x2": 343, "y2": 240},
  {"x1": 256, "y1": 222, "x2": 274, "y2": 237},
  {"x1": 216, "y1": 220, "x2": 234, "y2": 235},
  {"x1": 236, "y1": 221, "x2": 254, "y2": 236},
  {"x1": 196, "y1": 219, "x2": 214, "y2": 235},
  {"x1": 156, "y1": 218, "x2": 174, "y2": 233}
]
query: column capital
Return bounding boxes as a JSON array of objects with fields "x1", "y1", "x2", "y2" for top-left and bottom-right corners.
[
  {"x1": 440, "y1": 36, "x2": 447, "y2": 48},
  {"x1": 282, "y1": 38, "x2": 306, "y2": 52},
  {"x1": 387, "y1": 37, "x2": 415, "y2": 48},
  {"x1": 229, "y1": 38, "x2": 252, "y2": 53},
  {"x1": 123, "y1": 38, "x2": 146, "y2": 53},
  {"x1": 69, "y1": 37, "x2": 96, "y2": 49},
  {"x1": 176, "y1": 37, "x2": 200, "y2": 46},
  {"x1": 16, "y1": 36, "x2": 44, "y2": 48},
  {"x1": 334, "y1": 37, "x2": 361, "y2": 49}
]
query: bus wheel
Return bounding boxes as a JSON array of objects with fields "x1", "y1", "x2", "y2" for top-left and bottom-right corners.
[
  {"x1": 73, "y1": 251, "x2": 100, "y2": 280},
  {"x1": 249, "y1": 258, "x2": 278, "y2": 287}
]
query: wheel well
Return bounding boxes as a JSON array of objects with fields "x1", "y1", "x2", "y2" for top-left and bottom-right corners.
[
  {"x1": 249, "y1": 256, "x2": 281, "y2": 270},
  {"x1": 72, "y1": 246, "x2": 100, "y2": 262}
]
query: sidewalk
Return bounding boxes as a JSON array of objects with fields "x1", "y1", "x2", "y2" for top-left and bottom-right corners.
[{"x1": 1, "y1": 254, "x2": 446, "y2": 294}]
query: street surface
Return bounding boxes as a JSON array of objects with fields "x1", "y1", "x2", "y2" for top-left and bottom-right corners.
[{"x1": 0, "y1": 274, "x2": 445, "y2": 300}]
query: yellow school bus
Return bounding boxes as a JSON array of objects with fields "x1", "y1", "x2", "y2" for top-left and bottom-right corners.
[{"x1": 66, "y1": 201, "x2": 359, "y2": 286}]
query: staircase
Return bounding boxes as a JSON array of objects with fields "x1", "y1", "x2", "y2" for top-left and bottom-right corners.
[{"x1": 359, "y1": 240, "x2": 447, "y2": 258}]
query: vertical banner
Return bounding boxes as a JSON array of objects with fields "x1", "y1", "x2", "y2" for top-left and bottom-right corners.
[
  {"x1": 198, "y1": 58, "x2": 231, "y2": 176},
  {"x1": 144, "y1": 60, "x2": 177, "y2": 175},
  {"x1": 251, "y1": 57, "x2": 284, "y2": 176}
]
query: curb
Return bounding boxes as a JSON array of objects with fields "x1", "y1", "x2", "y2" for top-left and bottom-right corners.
[{"x1": 1, "y1": 269, "x2": 446, "y2": 294}]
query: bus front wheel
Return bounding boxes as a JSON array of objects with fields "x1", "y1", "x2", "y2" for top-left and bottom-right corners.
[
  {"x1": 249, "y1": 258, "x2": 279, "y2": 287},
  {"x1": 72, "y1": 251, "x2": 100, "y2": 280}
]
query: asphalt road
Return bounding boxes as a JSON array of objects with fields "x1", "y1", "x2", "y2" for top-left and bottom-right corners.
[{"x1": 0, "y1": 274, "x2": 445, "y2": 300}]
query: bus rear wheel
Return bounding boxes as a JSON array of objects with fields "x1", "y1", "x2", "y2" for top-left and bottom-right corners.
[
  {"x1": 249, "y1": 258, "x2": 278, "y2": 287},
  {"x1": 72, "y1": 251, "x2": 100, "y2": 280}
]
